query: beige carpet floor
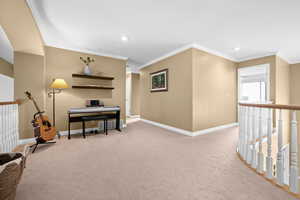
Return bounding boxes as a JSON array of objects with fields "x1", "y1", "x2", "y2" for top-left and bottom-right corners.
[{"x1": 16, "y1": 121, "x2": 296, "y2": 200}]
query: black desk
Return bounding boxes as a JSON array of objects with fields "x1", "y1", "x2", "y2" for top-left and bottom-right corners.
[{"x1": 68, "y1": 106, "x2": 121, "y2": 139}]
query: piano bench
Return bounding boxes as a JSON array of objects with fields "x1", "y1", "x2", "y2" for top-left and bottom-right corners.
[{"x1": 81, "y1": 115, "x2": 109, "y2": 138}]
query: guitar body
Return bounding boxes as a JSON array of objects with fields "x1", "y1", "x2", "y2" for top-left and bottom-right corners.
[
  {"x1": 34, "y1": 115, "x2": 57, "y2": 141},
  {"x1": 25, "y1": 91, "x2": 57, "y2": 142}
]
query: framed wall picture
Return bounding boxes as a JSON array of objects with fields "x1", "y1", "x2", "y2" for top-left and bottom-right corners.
[{"x1": 150, "y1": 69, "x2": 168, "y2": 92}]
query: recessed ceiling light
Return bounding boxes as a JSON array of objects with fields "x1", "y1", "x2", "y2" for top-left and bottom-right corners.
[
  {"x1": 234, "y1": 47, "x2": 240, "y2": 51},
  {"x1": 121, "y1": 35, "x2": 129, "y2": 42}
]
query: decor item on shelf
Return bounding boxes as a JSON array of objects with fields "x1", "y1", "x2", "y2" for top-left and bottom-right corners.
[
  {"x1": 80, "y1": 56, "x2": 95, "y2": 75},
  {"x1": 48, "y1": 79, "x2": 69, "y2": 138},
  {"x1": 150, "y1": 69, "x2": 168, "y2": 92}
]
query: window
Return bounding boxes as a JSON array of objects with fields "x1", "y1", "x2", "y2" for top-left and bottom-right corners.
[{"x1": 240, "y1": 80, "x2": 266, "y2": 102}]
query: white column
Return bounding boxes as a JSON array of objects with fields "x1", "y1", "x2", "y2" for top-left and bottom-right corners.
[
  {"x1": 290, "y1": 111, "x2": 299, "y2": 193},
  {"x1": 243, "y1": 106, "x2": 248, "y2": 160},
  {"x1": 246, "y1": 107, "x2": 252, "y2": 164},
  {"x1": 257, "y1": 108, "x2": 264, "y2": 173},
  {"x1": 238, "y1": 105, "x2": 242, "y2": 154},
  {"x1": 241, "y1": 106, "x2": 246, "y2": 158},
  {"x1": 276, "y1": 109, "x2": 284, "y2": 185},
  {"x1": 266, "y1": 108, "x2": 273, "y2": 179},
  {"x1": 251, "y1": 107, "x2": 257, "y2": 168}
]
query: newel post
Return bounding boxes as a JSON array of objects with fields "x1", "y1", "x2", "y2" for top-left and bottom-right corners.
[{"x1": 290, "y1": 111, "x2": 299, "y2": 193}]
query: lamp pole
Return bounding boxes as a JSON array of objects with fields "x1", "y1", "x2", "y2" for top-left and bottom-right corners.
[
  {"x1": 49, "y1": 78, "x2": 69, "y2": 139},
  {"x1": 53, "y1": 88, "x2": 56, "y2": 127}
]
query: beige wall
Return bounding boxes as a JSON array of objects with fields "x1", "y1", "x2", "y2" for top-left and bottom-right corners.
[
  {"x1": 0, "y1": 57, "x2": 13, "y2": 77},
  {"x1": 140, "y1": 49, "x2": 193, "y2": 131},
  {"x1": 276, "y1": 56, "x2": 290, "y2": 144},
  {"x1": 130, "y1": 73, "x2": 140, "y2": 115},
  {"x1": 14, "y1": 51, "x2": 45, "y2": 139},
  {"x1": 290, "y1": 64, "x2": 300, "y2": 106},
  {"x1": 0, "y1": 0, "x2": 44, "y2": 56},
  {"x1": 45, "y1": 46, "x2": 126, "y2": 131},
  {"x1": 140, "y1": 48, "x2": 237, "y2": 132},
  {"x1": 192, "y1": 49, "x2": 237, "y2": 131},
  {"x1": 276, "y1": 56, "x2": 290, "y2": 105}
]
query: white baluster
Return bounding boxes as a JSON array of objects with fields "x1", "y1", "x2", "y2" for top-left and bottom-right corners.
[
  {"x1": 251, "y1": 107, "x2": 257, "y2": 168},
  {"x1": 276, "y1": 109, "x2": 284, "y2": 185},
  {"x1": 266, "y1": 108, "x2": 273, "y2": 179},
  {"x1": 257, "y1": 108, "x2": 264, "y2": 173},
  {"x1": 246, "y1": 107, "x2": 252, "y2": 164},
  {"x1": 290, "y1": 111, "x2": 298, "y2": 193}
]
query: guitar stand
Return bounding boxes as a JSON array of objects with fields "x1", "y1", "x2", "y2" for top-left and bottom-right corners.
[{"x1": 30, "y1": 137, "x2": 56, "y2": 153}]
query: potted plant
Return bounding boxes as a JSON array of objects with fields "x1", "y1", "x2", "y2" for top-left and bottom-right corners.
[{"x1": 80, "y1": 56, "x2": 95, "y2": 75}]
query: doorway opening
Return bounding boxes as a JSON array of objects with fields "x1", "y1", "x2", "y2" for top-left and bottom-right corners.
[
  {"x1": 0, "y1": 74, "x2": 14, "y2": 102},
  {"x1": 238, "y1": 64, "x2": 270, "y2": 103}
]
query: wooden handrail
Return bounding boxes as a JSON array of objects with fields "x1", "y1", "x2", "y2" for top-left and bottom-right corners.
[
  {"x1": 0, "y1": 100, "x2": 21, "y2": 105},
  {"x1": 239, "y1": 102, "x2": 300, "y2": 111}
]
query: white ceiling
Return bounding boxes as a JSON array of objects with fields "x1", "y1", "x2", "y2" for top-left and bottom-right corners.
[
  {"x1": 27, "y1": 0, "x2": 300, "y2": 67},
  {"x1": 0, "y1": 26, "x2": 13, "y2": 63}
]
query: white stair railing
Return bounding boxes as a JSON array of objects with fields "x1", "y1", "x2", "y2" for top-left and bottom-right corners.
[
  {"x1": 0, "y1": 101, "x2": 19, "y2": 152},
  {"x1": 238, "y1": 102, "x2": 300, "y2": 194}
]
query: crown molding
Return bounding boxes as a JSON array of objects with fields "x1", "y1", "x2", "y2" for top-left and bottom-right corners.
[
  {"x1": 276, "y1": 52, "x2": 300, "y2": 64},
  {"x1": 138, "y1": 44, "x2": 195, "y2": 69},
  {"x1": 289, "y1": 59, "x2": 300, "y2": 65},
  {"x1": 47, "y1": 44, "x2": 128, "y2": 60},
  {"x1": 236, "y1": 51, "x2": 296, "y2": 65},
  {"x1": 138, "y1": 43, "x2": 239, "y2": 69},
  {"x1": 236, "y1": 52, "x2": 278, "y2": 63},
  {"x1": 192, "y1": 43, "x2": 238, "y2": 62}
]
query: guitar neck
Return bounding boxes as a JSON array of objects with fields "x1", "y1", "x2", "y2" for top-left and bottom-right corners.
[{"x1": 32, "y1": 98, "x2": 43, "y2": 118}]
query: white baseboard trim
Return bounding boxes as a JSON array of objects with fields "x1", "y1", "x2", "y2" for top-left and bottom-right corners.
[
  {"x1": 140, "y1": 119, "x2": 192, "y2": 136},
  {"x1": 140, "y1": 118, "x2": 238, "y2": 137},
  {"x1": 193, "y1": 123, "x2": 238, "y2": 136},
  {"x1": 19, "y1": 138, "x2": 36, "y2": 145},
  {"x1": 130, "y1": 115, "x2": 140, "y2": 118},
  {"x1": 59, "y1": 128, "x2": 98, "y2": 136},
  {"x1": 17, "y1": 123, "x2": 128, "y2": 145}
]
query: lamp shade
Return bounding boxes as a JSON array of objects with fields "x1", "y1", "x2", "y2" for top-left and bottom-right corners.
[{"x1": 50, "y1": 79, "x2": 69, "y2": 89}]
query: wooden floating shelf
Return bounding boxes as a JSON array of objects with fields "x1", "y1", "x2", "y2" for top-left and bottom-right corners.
[
  {"x1": 72, "y1": 85, "x2": 114, "y2": 90},
  {"x1": 72, "y1": 74, "x2": 114, "y2": 80}
]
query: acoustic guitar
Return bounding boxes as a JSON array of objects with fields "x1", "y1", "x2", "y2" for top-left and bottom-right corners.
[{"x1": 25, "y1": 91, "x2": 57, "y2": 142}]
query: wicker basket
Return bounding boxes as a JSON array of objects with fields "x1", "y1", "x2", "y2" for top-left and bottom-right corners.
[{"x1": 0, "y1": 145, "x2": 30, "y2": 200}]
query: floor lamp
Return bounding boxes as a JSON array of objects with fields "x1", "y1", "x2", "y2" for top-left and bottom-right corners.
[{"x1": 48, "y1": 78, "x2": 69, "y2": 138}]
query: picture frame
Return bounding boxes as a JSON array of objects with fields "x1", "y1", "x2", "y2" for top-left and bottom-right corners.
[{"x1": 150, "y1": 69, "x2": 168, "y2": 92}]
